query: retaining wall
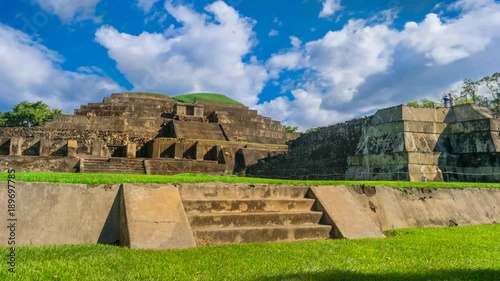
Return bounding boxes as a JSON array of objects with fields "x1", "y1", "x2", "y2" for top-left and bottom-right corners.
[{"x1": 0, "y1": 182, "x2": 498, "y2": 247}]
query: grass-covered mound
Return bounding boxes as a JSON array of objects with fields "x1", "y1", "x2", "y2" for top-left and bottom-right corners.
[
  {"x1": 3, "y1": 225, "x2": 499, "y2": 280},
  {"x1": 173, "y1": 93, "x2": 243, "y2": 105},
  {"x1": 1, "y1": 172, "x2": 500, "y2": 189}
]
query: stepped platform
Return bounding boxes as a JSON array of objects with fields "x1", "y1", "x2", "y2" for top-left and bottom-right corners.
[
  {"x1": 178, "y1": 184, "x2": 332, "y2": 246},
  {"x1": 82, "y1": 158, "x2": 146, "y2": 174},
  {"x1": 0, "y1": 92, "x2": 299, "y2": 176}
]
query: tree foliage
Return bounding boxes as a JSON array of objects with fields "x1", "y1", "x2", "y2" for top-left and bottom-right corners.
[
  {"x1": 0, "y1": 101, "x2": 62, "y2": 127},
  {"x1": 406, "y1": 99, "x2": 438, "y2": 108},
  {"x1": 285, "y1": 126, "x2": 299, "y2": 133},
  {"x1": 408, "y1": 72, "x2": 500, "y2": 113},
  {"x1": 481, "y1": 72, "x2": 500, "y2": 114}
]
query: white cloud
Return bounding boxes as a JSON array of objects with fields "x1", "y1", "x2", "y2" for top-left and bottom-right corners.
[
  {"x1": 401, "y1": 1, "x2": 500, "y2": 65},
  {"x1": 32, "y1": 0, "x2": 101, "y2": 23},
  {"x1": 268, "y1": 29, "x2": 279, "y2": 37},
  {"x1": 255, "y1": 89, "x2": 351, "y2": 131},
  {"x1": 261, "y1": 0, "x2": 500, "y2": 129},
  {"x1": 290, "y1": 36, "x2": 301, "y2": 48},
  {"x1": 137, "y1": 0, "x2": 161, "y2": 13},
  {"x1": 269, "y1": 19, "x2": 397, "y2": 107},
  {"x1": 319, "y1": 0, "x2": 342, "y2": 18},
  {"x1": 0, "y1": 24, "x2": 123, "y2": 113},
  {"x1": 273, "y1": 17, "x2": 283, "y2": 26},
  {"x1": 95, "y1": 0, "x2": 268, "y2": 106}
]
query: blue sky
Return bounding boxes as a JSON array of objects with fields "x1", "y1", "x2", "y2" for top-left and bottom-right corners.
[{"x1": 0, "y1": 0, "x2": 499, "y2": 129}]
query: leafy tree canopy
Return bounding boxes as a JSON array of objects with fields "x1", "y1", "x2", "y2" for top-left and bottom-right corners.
[
  {"x1": 406, "y1": 98, "x2": 438, "y2": 108},
  {"x1": 408, "y1": 72, "x2": 500, "y2": 114},
  {"x1": 0, "y1": 101, "x2": 62, "y2": 127},
  {"x1": 285, "y1": 126, "x2": 299, "y2": 133}
]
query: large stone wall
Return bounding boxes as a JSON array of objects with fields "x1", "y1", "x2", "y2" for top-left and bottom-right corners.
[
  {"x1": 249, "y1": 104, "x2": 500, "y2": 182},
  {"x1": 246, "y1": 117, "x2": 370, "y2": 179},
  {"x1": 346, "y1": 104, "x2": 500, "y2": 182},
  {"x1": 348, "y1": 185, "x2": 500, "y2": 230},
  {"x1": 1, "y1": 182, "x2": 498, "y2": 247},
  {"x1": 0, "y1": 182, "x2": 120, "y2": 246}
]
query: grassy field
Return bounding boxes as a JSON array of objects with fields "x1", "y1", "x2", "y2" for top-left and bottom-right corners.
[
  {"x1": 173, "y1": 93, "x2": 243, "y2": 105},
  {"x1": 2, "y1": 225, "x2": 498, "y2": 280},
  {"x1": 1, "y1": 171, "x2": 500, "y2": 189}
]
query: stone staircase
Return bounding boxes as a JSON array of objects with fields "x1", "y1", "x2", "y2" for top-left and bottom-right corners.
[
  {"x1": 82, "y1": 158, "x2": 146, "y2": 174},
  {"x1": 179, "y1": 184, "x2": 332, "y2": 246}
]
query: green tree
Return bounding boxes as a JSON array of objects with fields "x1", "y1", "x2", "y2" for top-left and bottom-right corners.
[
  {"x1": 0, "y1": 101, "x2": 62, "y2": 127},
  {"x1": 460, "y1": 78, "x2": 480, "y2": 104},
  {"x1": 406, "y1": 99, "x2": 438, "y2": 108},
  {"x1": 285, "y1": 126, "x2": 299, "y2": 133},
  {"x1": 481, "y1": 72, "x2": 500, "y2": 114},
  {"x1": 0, "y1": 112, "x2": 6, "y2": 126},
  {"x1": 406, "y1": 101, "x2": 421, "y2": 108},
  {"x1": 421, "y1": 98, "x2": 437, "y2": 108}
]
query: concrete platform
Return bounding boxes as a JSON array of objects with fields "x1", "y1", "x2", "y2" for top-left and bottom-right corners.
[
  {"x1": 182, "y1": 198, "x2": 316, "y2": 213},
  {"x1": 309, "y1": 186, "x2": 385, "y2": 239},
  {"x1": 193, "y1": 225, "x2": 332, "y2": 246},
  {"x1": 188, "y1": 211, "x2": 323, "y2": 228},
  {"x1": 120, "y1": 184, "x2": 196, "y2": 250}
]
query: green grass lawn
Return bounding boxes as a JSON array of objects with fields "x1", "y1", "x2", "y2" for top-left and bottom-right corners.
[
  {"x1": 2, "y1": 225, "x2": 498, "y2": 280},
  {"x1": 173, "y1": 93, "x2": 243, "y2": 105},
  {"x1": 1, "y1": 171, "x2": 500, "y2": 189}
]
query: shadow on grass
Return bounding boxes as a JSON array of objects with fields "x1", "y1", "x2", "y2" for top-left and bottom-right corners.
[{"x1": 258, "y1": 269, "x2": 500, "y2": 281}]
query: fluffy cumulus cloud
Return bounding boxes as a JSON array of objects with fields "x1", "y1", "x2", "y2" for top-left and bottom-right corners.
[
  {"x1": 32, "y1": 0, "x2": 101, "y2": 23},
  {"x1": 259, "y1": 0, "x2": 500, "y2": 130},
  {"x1": 0, "y1": 24, "x2": 123, "y2": 112},
  {"x1": 95, "y1": 0, "x2": 268, "y2": 106},
  {"x1": 401, "y1": 0, "x2": 500, "y2": 65},
  {"x1": 319, "y1": 0, "x2": 342, "y2": 18},
  {"x1": 137, "y1": 0, "x2": 161, "y2": 13},
  {"x1": 255, "y1": 89, "x2": 352, "y2": 130}
]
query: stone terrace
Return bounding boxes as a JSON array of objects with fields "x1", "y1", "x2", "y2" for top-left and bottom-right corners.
[{"x1": 0, "y1": 92, "x2": 299, "y2": 175}]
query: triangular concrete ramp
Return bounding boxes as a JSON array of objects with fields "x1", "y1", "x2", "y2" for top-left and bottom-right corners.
[
  {"x1": 309, "y1": 186, "x2": 385, "y2": 239},
  {"x1": 445, "y1": 104, "x2": 495, "y2": 122},
  {"x1": 120, "y1": 184, "x2": 196, "y2": 250}
]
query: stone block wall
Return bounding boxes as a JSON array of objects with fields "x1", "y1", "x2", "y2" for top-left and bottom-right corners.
[
  {"x1": 246, "y1": 117, "x2": 369, "y2": 179},
  {"x1": 347, "y1": 104, "x2": 500, "y2": 182},
  {"x1": 249, "y1": 104, "x2": 500, "y2": 182}
]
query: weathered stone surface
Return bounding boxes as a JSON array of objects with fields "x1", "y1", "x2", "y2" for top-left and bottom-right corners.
[
  {"x1": 309, "y1": 186, "x2": 385, "y2": 239},
  {"x1": 0, "y1": 156, "x2": 79, "y2": 173},
  {"x1": 348, "y1": 185, "x2": 500, "y2": 230},
  {"x1": 0, "y1": 182, "x2": 120, "y2": 246},
  {"x1": 251, "y1": 104, "x2": 499, "y2": 182},
  {"x1": 2, "y1": 182, "x2": 499, "y2": 248},
  {"x1": 348, "y1": 104, "x2": 500, "y2": 182},
  {"x1": 181, "y1": 183, "x2": 331, "y2": 246},
  {"x1": 120, "y1": 184, "x2": 195, "y2": 250},
  {"x1": 247, "y1": 117, "x2": 370, "y2": 179},
  {"x1": 0, "y1": 92, "x2": 296, "y2": 175}
]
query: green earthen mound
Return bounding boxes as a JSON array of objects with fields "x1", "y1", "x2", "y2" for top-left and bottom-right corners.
[{"x1": 173, "y1": 93, "x2": 243, "y2": 106}]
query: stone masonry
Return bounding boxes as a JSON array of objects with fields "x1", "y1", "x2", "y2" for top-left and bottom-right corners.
[
  {"x1": 0, "y1": 92, "x2": 299, "y2": 174},
  {"x1": 249, "y1": 104, "x2": 500, "y2": 182}
]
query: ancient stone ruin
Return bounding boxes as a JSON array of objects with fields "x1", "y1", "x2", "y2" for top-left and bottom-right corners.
[
  {"x1": 0, "y1": 92, "x2": 299, "y2": 174},
  {"x1": 248, "y1": 104, "x2": 500, "y2": 182},
  {"x1": 1, "y1": 94, "x2": 498, "y2": 182},
  {"x1": 2, "y1": 182, "x2": 499, "y2": 249}
]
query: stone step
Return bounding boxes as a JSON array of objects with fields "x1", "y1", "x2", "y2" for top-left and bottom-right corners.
[
  {"x1": 85, "y1": 164, "x2": 144, "y2": 167},
  {"x1": 188, "y1": 211, "x2": 323, "y2": 228},
  {"x1": 82, "y1": 170, "x2": 145, "y2": 174},
  {"x1": 178, "y1": 184, "x2": 309, "y2": 200},
  {"x1": 84, "y1": 168, "x2": 145, "y2": 171},
  {"x1": 193, "y1": 225, "x2": 332, "y2": 246},
  {"x1": 182, "y1": 199, "x2": 315, "y2": 214}
]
